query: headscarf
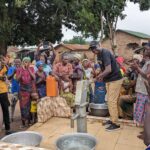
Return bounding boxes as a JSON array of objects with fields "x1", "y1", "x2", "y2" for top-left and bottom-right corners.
[
  {"x1": 82, "y1": 59, "x2": 89, "y2": 63},
  {"x1": 133, "y1": 54, "x2": 143, "y2": 62},
  {"x1": 62, "y1": 54, "x2": 69, "y2": 60},
  {"x1": 116, "y1": 56, "x2": 124, "y2": 65},
  {"x1": 74, "y1": 53, "x2": 82, "y2": 60},
  {"x1": 22, "y1": 57, "x2": 31, "y2": 62},
  {"x1": 36, "y1": 61, "x2": 44, "y2": 68}
]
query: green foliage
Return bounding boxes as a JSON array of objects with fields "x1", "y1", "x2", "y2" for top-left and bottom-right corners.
[
  {"x1": 63, "y1": 0, "x2": 126, "y2": 52},
  {"x1": 0, "y1": 0, "x2": 66, "y2": 54},
  {"x1": 63, "y1": 0, "x2": 126, "y2": 39},
  {"x1": 63, "y1": 36, "x2": 88, "y2": 44},
  {"x1": 130, "y1": 0, "x2": 150, "y2": 10}
]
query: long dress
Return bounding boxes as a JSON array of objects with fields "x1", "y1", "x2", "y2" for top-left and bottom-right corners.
[
  {"x1": 16, "y1": 67, "x2": 35, "y2": 123},
  {"x1": 36, "y1": 71, "x2": 46, "y2": 98},
  {"x1": 134, "y1": 61, "x2": 150, "y2": 125}
]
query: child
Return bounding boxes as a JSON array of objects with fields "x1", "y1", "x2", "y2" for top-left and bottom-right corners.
[
  {"x1": 30, "y1": 92, "x2": 39, "y2": 124},
  {"x1": 60, "y1": 76, "x2": 74, "y2": 107},
  {"x1": 82, "y1": 59, "x2": 94, "y2": 103}
]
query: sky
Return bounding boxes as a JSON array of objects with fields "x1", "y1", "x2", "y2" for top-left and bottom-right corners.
[{"x1": 62, "y1": 1, "x2": 150, "y2": 41}]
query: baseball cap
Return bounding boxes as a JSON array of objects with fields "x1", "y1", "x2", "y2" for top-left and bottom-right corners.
[{"x1": 89, "y1": 41, "x2": 99, "y2": 50}]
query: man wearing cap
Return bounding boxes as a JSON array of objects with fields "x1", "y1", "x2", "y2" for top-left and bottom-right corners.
[{"x1": 89, "y1": 41, "x2": 123, "y2": 131}]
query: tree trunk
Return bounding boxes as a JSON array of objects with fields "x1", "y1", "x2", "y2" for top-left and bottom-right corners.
[
  {"x1": 100, "y1": 10, "x2": 104, "y2": 44},
  {"x1": 0, "y1": 41, "x2": 8, "y2": 55},
  {"x1": 108, "y1": 23, "x2": 117, "y2": 55}
]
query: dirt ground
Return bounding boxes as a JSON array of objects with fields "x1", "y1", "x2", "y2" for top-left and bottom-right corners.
[{"x1": 0, "y1": 101, "x2": 28, "y2": 139}]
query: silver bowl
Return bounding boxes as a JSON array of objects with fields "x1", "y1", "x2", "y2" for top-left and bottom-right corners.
[
  {"x1": 1, "y1": 131, "x2": 43, "y2": 147},
  {"x1": 56, "y1": 133, "x2": 97, "y2": 150},
  {"x1": 89, "y1": 103, "x2": 109, "y2": 117}
]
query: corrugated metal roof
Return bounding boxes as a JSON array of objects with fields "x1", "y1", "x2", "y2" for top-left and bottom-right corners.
[
  {"x1": 55, "y1": 44, "x2": 89, "y2": 51},
  {"x1": 117, "y1": 29, "x2": 150, "y2": 39}
]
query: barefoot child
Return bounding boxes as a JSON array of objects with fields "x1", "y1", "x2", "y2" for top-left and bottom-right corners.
[{"x1": 30, "y1": 92, "x2": 39, "y2": 124}]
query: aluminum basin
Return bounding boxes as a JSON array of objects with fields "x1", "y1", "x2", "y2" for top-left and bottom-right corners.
[
  {"x1": 56, "y1": 133, "x2": 97, "y2": 150},
  {"x1": 1, "y1": 131, "x2": 43, "y2": 147},
  {"x1": 89, "y1": 103, "x2": 109, "y2": 117}
]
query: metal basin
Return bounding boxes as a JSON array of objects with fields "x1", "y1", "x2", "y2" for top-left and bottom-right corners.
[
  {"x1": 1, "y1": 131, "x2": 43, "y2": 147},
  {"x1": 89, "y1": 103, "x2": 109, "y2": 117},
  {"x1": 56, "y1": 133, "x2": 97, "y2": 150}
]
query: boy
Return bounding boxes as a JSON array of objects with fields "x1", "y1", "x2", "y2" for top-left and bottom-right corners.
[{"x1": 30, "y1": 92, "x2": 39, "y2": 124}]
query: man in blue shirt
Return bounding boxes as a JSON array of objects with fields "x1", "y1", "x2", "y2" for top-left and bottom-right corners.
[{"x1": 7, "y1": 59, "x2": 21, "y2": 122}]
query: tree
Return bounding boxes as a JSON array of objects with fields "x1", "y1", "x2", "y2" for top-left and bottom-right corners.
[
  {"x1": 0, "y1": 0, "x2": 66, "y2": 55},
  {"x1": 63, "y1": 0, "x2": 126, "y2": 54},
  {"x1": 130, "y1": 0, "x2": 150, "y2": 10},
  {"x1": 63, "y1": 36, "x2": 88, "y2": 44}
]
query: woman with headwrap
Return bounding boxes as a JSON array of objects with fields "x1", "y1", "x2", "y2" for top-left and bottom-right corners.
[
  {"x1": 35, "y1": 61, "x2": 46, "y2": 98},
  {"x1": 35, "y1": 54, "x2": 52, "y2": 76},
  {"x1": 71, "y1": 54, "x2": 84, "y2": 94},
  {"x1": 16, "y1": 57, "x2": 35, "y2": 127},
  {"x1": 53, "y1": 54, "x2": 73, "y2": 93}
]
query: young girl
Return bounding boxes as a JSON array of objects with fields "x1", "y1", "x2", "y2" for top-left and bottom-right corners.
[{"x1": 35, "y1": 61, "x2": 46, "y2": 98}]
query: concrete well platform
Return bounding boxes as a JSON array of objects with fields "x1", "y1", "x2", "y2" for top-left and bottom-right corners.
[{"x1": 28, "y1": 117, "x2": 146, "y2": 150}]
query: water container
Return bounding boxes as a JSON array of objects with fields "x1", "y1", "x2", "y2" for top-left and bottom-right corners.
[
  {"x1": 46, "y1": 75, "x2": 58, "y2": 97},
  {"x1": 94, "y1": 81, "x2": 106, "y2": 104}
]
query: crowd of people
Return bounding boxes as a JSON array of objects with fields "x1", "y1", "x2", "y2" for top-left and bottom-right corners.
[
  {"x1": 89, "y1": 41, "x2": 150, "y2": 149},
  {"x1": 0, "y1": 41, "x2": 150, "y2": 149}
]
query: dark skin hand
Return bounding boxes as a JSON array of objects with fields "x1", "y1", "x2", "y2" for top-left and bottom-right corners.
[
  {"x1": 36, "y1": 71, "x2": 46, "y2": 85},
  {"x1": 131, "y1": 62, "x2": 150, "y2": 79},
  {"x1": 28, "y1": 67, "x2": 35, "y2": 80},
  {"x1": 96, "y1": 65, "x2": 112, "y2": 81},
  {"x1": 16, "y1": 70, "x2": 22, "y2": 81},
  {"x1": 0, "y1": 76, "x2": 6, "y2": 81},
  {"x1": 7, "y1": 69, "x2": 16, "y2": 80}
]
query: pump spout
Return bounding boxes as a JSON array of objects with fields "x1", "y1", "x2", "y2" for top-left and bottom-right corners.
[{"x1": 70, "y1": 113, "x2": 79, "y2": 128}]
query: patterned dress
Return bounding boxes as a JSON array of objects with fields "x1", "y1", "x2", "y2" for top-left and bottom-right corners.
[
  {"x1": 134, "y1": 61, "x2": 150, "y2": 125},
  {"x1": 16, "y1": 67, "x2": 35, "y2": 122}
]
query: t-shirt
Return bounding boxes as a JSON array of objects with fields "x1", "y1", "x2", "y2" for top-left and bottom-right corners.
[
  {"x1": 97, "y1": 49, "x2": 122, "y2": 82},
  {"x1": 7, "y1": 66, "x2": 20, "y2": 93},
  {"x1": 0, "y1": 66, "x2": 8, "y2": 94}
]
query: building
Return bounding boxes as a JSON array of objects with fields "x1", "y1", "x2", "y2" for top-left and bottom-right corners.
[
  {"x1": 102, "y1": 29, "x2": 150, "y2": 60},
  {"x1": 54, "y1": 43, "x2": 94, "y2": 62}
]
